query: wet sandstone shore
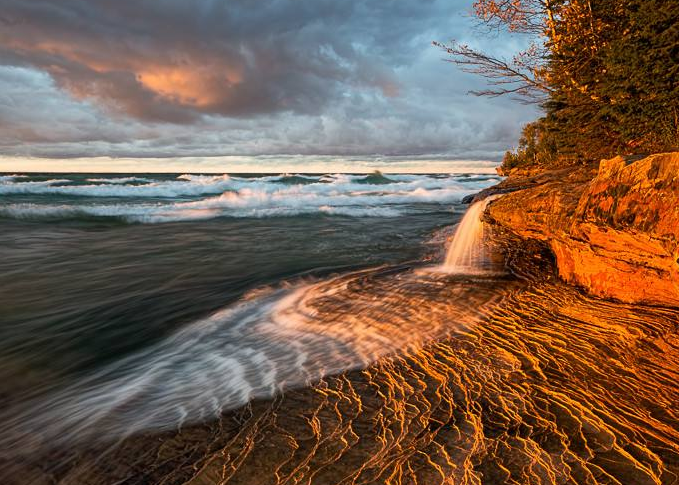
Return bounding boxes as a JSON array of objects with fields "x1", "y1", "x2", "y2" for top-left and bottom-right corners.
[
  {"x1": 5, "y1": 236, "x2": 679, "y2": 484},
  {"x1": 4, "y1": 154, "x2": 679, "y2": 485}
]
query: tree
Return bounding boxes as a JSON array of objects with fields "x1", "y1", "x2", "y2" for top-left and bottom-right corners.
[
  {"x1": 601, "y1": 0, "x2": 679, "y2": 152},
  {"x1": 438, "y1": 0, "x2": 679, "y2": 168},
  {"x1": 434, "y1": 0, "x2": 563, "y2": 103},
  {"x1": 501, "y1": 120, "x2": 558, "y2": 171}
]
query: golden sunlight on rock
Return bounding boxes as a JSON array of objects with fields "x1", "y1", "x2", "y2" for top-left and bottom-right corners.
[{"x1": 487, "y1": 153, "x2": 679, "y2": 307}]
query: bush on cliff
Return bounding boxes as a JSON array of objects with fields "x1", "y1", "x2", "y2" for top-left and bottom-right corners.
[{"x1": 501, "y1": 121, "x2": 558, "y2": 171}]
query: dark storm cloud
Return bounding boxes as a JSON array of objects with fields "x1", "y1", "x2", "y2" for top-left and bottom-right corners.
[
  {"x1": 0, "y1": 0, "x2": 538, "y2": 161},
  {"x1": 0, "y1": 0, "x2": 435, "y2": 120}
]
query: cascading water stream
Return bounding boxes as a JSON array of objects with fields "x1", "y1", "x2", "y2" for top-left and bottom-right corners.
[{"x1": 443, "y1": 196, "x2": 498, "y2": 272}]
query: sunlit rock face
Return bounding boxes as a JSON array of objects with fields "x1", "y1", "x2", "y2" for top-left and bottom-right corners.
[{"x1": 488, "y1": 152, "x2": 679, "y2": 307}]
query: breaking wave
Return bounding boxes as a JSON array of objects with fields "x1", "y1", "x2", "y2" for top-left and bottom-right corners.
[
  {"x1": 86, "y1": 177, "x2": 153, "y2": 184},
  {"x1": 0, "y1": 174, "x2": 234, "y2": 197},
  {"x1": 0, "y1": 202, "x2": 404, "y2": 222},
  {"x1": 0, "y1": 172, "x2": 501, "y2": 223},
  {"x1": 0, "y1": 174, "x2": 28, "y2": 182},
  {"x1": 0, "y1": 267, "x2": 509, "y2": 453}
]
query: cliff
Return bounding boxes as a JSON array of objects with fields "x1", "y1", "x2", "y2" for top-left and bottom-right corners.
[{"x1": 485, "y1": 152, "x2": 679, "y2": 307}]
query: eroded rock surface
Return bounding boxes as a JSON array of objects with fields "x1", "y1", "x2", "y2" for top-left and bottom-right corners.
[
  {"x1": 4, "y1": 249, "x2": 679, "y2": 485},
  {"x1": 487, "y1": 153, "x2": 679, "y2": 307}
]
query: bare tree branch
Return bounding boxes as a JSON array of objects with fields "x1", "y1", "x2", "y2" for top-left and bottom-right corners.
[{"x1": 433, "y1": 41, "x2": 552, "y2": 102}]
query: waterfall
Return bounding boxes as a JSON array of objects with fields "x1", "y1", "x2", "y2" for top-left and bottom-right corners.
[{"x1": 443, "y1": 196, "x2": 497, "y2": 272}]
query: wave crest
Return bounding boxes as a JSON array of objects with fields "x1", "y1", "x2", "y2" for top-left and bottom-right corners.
[{"x1": 0, "y1": 173, "x2": 501, "y2": 222}]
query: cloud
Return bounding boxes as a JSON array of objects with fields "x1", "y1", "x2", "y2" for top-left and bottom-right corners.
[
  {"x1": 0, "y1": 0, "x2": 539, "y2": 164},
  {"x1": 0, "y1": 0, "x2": 429, "y2": 120}
]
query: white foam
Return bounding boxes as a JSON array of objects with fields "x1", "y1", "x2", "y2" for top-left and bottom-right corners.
[
  {"x1": 0, "y1": 202, "x2": 401, "y2": 222},
  {"x1": 177, "y1": 173, "x2": 231, "y2": 182},
  {"x1": 0, "y1": 178, "x2": 71, "y2": 189},
  {"x1": 0, "y1": 174, "x2": 502, "y2": 222},
  {"x1": 0, "y1": 173, "x2": 499, "y2": 198},
  {"x1": 0, "y1": 176, "x2": 234, "y2": 197},
  {"x1": 0, "y1": 174, "x2": 28, "y2": 182},
  {"x1": 86, "y1": 177, "x2": 152, "y2": 184},
  {"x1": 0, "y1": 268, "x2": 481, "y2": 452}
]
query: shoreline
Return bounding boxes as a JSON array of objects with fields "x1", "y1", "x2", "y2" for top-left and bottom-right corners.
[
  {"x1": 6, "y1": 230, "x2": 679, "y2": 484},
  {"x1": 3, "y1": 160, "x2": 679, "y2": 483}
]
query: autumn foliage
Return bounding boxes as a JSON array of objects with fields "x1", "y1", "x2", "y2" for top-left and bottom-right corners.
[{"x1": 437, "y1": 0, "x2": 679, "y2": 170}]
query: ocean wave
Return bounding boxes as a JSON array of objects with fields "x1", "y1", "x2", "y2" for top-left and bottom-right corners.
[
  {"x1": 0, "y1": 176, "x2": 233, "y2": 198},
  {"x1": 86, "y1": 177, "x2": 152, "y2": 184},
  {"x1": 273, "y1": 175, "x2": 321, "y2": 185},
  {"x1": 176, "y1": 173, "x2": 231, "y2": 182},
  {"x1": 0, "y1": 173, "x2": 500, "y2": 199},
  {"x1": 0, "y1": 201, "x2": 404, "y2": 223},
  {"x1": 183, "y1": 185, "x2": 474, "y2": 211},
  {"x1": 0, "y1": 173, "x2": 501, "y2": 222},
  {"x1": 0, "y1": 268, "x2": 500, "y2": 450},
  {"x1": 0, "y1": 178, "x2": 71, "y2": 187},
  {"x1": 354, "y1": 172, "x2": 396, "y2": 184},
  {"x1": 0, "y1": 181, "x2": 479, "y2": 223},
  {"x1": 0, "y1": 174, "x2": 28, "y2": 182}
]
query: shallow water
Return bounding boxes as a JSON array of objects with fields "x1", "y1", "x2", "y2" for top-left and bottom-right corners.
[{"x1": 5, "y1": 245, "x2": 679, "y2": 484}]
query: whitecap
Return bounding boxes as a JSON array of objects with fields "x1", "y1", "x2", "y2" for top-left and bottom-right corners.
[
  {"x1": 0, "y1": 173, "x2": 501, "y2": 222},
  {"x1": 0, "y1": 174, "x2": 28, "y2": 182},
  {"x1": 0, "y1": 177, "x2": 235, "y2": 198},
  {"x1": 86, "y1": 177, "x2": 152, "y2": 184}
]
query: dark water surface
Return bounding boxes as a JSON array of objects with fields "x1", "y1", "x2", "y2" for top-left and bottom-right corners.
[
  {"x1": 0, "y1": 172, "x2": 498, "y2": 437},
  {"x1": 1, "y1": 215, "x2": 448, "y2": 379}
]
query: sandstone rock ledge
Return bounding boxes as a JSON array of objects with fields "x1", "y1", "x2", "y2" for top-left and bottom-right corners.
[{"x1": 485, "y1": 152, "x2": 679, "y2": 307}]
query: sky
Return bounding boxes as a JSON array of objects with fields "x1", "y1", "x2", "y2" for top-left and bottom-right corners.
[{"x1": 0, "y1": 0, "x2": 538, "y2": 173}]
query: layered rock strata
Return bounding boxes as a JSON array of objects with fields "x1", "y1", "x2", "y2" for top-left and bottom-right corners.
[{"x1": 486, "y1": 153, "x2": 679, "y2": 307}]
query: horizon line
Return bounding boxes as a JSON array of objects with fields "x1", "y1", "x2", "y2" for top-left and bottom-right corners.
[{"x1": 0, "y1": 156, "x2": 501, "y2": 175}]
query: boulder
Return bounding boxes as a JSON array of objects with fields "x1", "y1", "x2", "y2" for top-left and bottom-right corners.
[{"x1": 487, "y1": 153, "x2": 679, "y2": 307}]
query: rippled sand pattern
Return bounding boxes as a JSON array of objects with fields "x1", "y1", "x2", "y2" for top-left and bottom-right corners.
[{"x1": 5, "y1": 249, "x2": 679, "y2": 484}]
